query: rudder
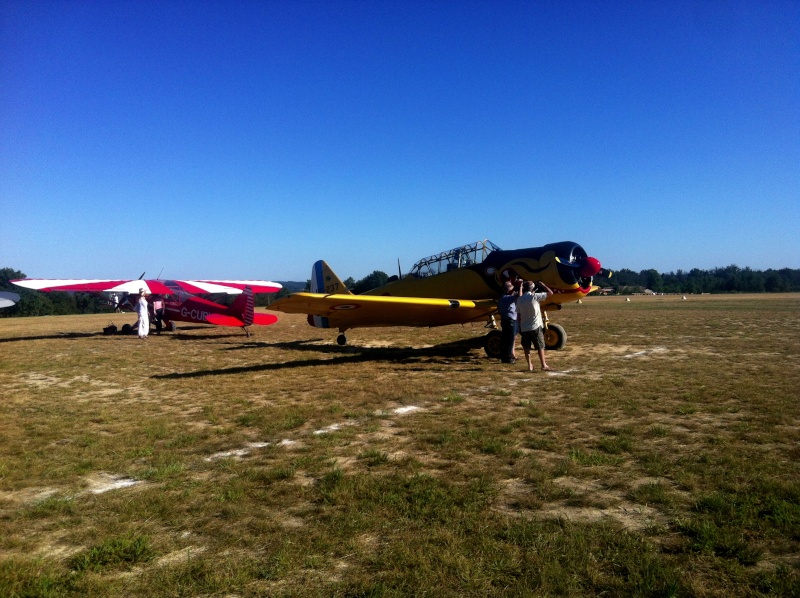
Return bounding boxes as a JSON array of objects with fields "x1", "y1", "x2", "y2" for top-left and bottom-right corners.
[
  {"x1": 309, "y1": 260, "x2": 351, "y2": 329},
  {"x1": 227, "y1": 286, "x2": 255, "y2": 327},
  {"x1": 311, "y1": 260, "x2": 352, "y2": 295}
]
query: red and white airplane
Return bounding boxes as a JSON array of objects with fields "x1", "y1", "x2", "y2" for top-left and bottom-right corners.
[{"x1": 11, "y1": 278, "x2": 282, "y2": 335}]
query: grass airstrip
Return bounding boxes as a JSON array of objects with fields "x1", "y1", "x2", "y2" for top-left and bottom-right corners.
[{"x1": 1, "y1": 294, "x2": 798, "y2": 597}]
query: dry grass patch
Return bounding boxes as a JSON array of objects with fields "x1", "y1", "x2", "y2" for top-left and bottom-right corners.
[{"x1": 1, "y1": 295, "x2": 799, "y2": 596}]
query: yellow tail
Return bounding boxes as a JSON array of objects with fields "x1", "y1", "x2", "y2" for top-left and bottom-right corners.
[{"x1": 311, "y1": 260, "x2": 352, "y2": 295}]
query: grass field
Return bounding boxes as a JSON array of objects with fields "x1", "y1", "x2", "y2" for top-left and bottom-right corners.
[{"x1": 1, "y1": 294, "x2": 798, "y2": 597}]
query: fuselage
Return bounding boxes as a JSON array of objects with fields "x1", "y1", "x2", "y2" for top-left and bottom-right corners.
[
  {"x1": 163, "y1": 295, "x2": 227, "y2": 324},
  {"x1": 365, "y1": 241, "x2": 597, "y2": 309}
]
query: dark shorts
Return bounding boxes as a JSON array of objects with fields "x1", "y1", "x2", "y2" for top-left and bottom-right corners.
[{"x1": 521, "y1": 328, "x2": 545, "y2": 351}]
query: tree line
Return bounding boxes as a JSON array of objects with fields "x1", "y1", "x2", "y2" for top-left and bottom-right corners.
[
  {"x1": 2, "y1": 264, "x2": 799, "y2": 317},
  {"x1": 594, "y1": 265, "x2": 800, "y2": 294}
]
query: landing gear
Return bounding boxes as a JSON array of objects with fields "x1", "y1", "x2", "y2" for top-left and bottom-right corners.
[
  {"x1": 483, "y1": 323, "x2": 567, "y2": 357},
  {"x1": 483, "y1": 329, "x2": 503, "y2": 358},
  {"x1": 543, "y1": 323, "x2": 567, "y2": 350},
  {"x1": 337, "y1": 333, "x2": 347, "y2": 346}
]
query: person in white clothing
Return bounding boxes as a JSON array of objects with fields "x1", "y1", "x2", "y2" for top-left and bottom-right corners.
[
  {"x1": 515, "y1": 280, "x2": 554, "y2": 371},
  {"x1": 136, "y1": 289, "x2": 150, "y2": 338}
]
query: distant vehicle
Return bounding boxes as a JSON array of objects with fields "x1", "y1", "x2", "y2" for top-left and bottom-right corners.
[
  {"x1": 11, "y1": 278, "x2": 282, "y2": 335},
  {"x1": 269, "y1": 240, "x2": 610, "y2": 357}
]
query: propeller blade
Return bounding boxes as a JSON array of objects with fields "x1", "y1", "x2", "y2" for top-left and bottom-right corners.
[
  {"x1": 554, "y1": 256, "x2": 577, "y2": 268},
  {"x1": 555, "y1": 256, "x2": 602, "y2": 278}
]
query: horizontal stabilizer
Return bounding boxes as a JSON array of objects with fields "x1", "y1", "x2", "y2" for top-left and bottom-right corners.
[
  {"x1": 205, "y1": 314, "x2": 245, "y2": 327},
  {"x1": 205, "y1": 313, "x2": 278, "y2": 327},
  {"x1": 253, "y1": 313, "x2": 279, "y2": 325}
]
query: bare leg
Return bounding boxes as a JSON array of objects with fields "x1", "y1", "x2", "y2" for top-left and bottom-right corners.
[
  {"x1": 538, "y1": 349, "x2": 552, "y2": 371},
  {"x1": 524, "y1": 348, "x2": 533, "y2": 371}
]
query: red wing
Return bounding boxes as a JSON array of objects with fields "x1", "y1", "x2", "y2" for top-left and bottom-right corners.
[
  {"x1": 189, "y1": 280, "x2": 282, "y2": 294},
  {"x1": 11, "y1": 279, "x2": 137, "y2": 292}
]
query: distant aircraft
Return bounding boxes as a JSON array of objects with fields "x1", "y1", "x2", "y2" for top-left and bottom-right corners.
[
  {"x1": 11, "y1": 279, "x2": 282, "y2": 335},
  {"x1": 268, "y1": 240, "x2": 610, "y2": 357},
  {"x1": 0, "y1": 291, "x2": 20, "y2": 309}
]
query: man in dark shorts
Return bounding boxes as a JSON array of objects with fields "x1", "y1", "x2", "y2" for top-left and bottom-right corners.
[
  {"x1": 497, "y1": 280, "x2": 519, "y2": 363},
  {"x1": 516, "y1": 280, "x2": 554, "y2": 371}
]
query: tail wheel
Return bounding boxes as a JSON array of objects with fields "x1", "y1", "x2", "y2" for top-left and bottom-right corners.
[
  {"x1": 483, "y1": 329, "x2": 503, "y2": 358},
  {"x1": 543, "y1": 323, "x2": 567, "y2": 350},
  {"x1": 337, "y1": 333, "x2": 347, "y2": 346}
]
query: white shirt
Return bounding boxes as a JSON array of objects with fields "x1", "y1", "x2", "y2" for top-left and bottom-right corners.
[
  {"x1": 136, "y1": 295, "x2": 149, "y2": 317},
  {"x1": 516, "y1": 292, "x2": 548, "y2": 332}
]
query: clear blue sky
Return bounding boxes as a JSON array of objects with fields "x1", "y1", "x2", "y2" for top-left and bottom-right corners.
[{"x1": 2, "y1": 0, "x2": 798, "y2": 281}]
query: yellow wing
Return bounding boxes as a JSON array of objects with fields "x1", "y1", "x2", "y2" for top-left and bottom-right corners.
[{"x1": 269, "y1": 293, "x2": 497, "y2": 329}]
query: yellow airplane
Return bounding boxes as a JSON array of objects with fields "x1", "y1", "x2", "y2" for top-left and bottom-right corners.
[{"x1": 269, "y1": 240, "x2": 609, "y2": 357}]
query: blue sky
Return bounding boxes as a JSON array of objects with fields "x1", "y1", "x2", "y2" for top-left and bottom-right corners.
[{"x1": 2, "y1": 0, "x2": 798, "y2": 282}]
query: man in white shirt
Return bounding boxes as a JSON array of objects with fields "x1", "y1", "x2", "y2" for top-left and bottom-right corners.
[{"x1": 515, "y1": 280, "x2": 554, "y2": 371}]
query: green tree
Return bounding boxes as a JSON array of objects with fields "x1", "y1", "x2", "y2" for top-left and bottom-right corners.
[
  {"x1": 642, "y1": 269, "x2": 664, "y2": 293},
  {"x1": 352, "y1": 271, "x2": 389, "y2": 294},
  {"x1": 0, "y1": 267, "x2": 26, "y2": 291}
]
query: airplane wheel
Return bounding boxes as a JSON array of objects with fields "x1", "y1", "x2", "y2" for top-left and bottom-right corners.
[
  {"x1": 168, "y1": 321, "x2": 177, "y2": 332},
  {"x1": 483, "y1": 329, "x2": 503, "y2": 358},
  {"x1": 543, "y1": 324, "x2": 567, "y2": 350},
  {"x1": 121, "y1": 323, "x2": 133, "y2": 335},
  {"x1": 337, "y1": 334, "x2": 347, "y2": 346}
]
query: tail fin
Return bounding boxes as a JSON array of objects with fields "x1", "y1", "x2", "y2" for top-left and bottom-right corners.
[
  {"x1": 228, "y1": 285, "x2": 255, "y2": 326},
  {"x1": 311, "y1": 260, "x2": 352, "y2": 295},
  {"x1": 205, "y1": 286, "x2": 277, "y2": 327},
  {"x1": 308, "y1": 260, "x2": 350, "y2": 329}
]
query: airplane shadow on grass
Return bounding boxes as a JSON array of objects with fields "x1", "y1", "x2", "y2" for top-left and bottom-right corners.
[
  {"x1": 152, "y1": 337, "x2": 487, "y2": 380},
  {"x1": 0, "y1": 324, "x2": 257, "y2": 343},
  {"x1": 0, "y1": 332, "x2": 103, "y2": 343}
]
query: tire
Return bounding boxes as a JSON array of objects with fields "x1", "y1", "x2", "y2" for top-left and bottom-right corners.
[
  {"x1": 483, "y1": 329, "x2": 503, "y2": 358},
  {"x1": 121, "y1": 323, "x2": 133, "y2": 335},
  {"x1": 543, "y1": 323, "x2": 567, "y2": 350},
  {"x1": 336, "y1": 333, "x2": 347, "y2": 346}
]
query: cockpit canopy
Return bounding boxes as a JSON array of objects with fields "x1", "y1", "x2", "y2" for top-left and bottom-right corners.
[{"x1": 409, "y1": 240, "x2": 501, "y2": 278}]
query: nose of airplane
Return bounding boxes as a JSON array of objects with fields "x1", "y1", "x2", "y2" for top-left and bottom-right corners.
[{"x1": 579, "y1": 257, "x2": 602, "y2": 278}]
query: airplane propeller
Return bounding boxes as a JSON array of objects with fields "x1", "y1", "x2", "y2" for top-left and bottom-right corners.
[{"x1": 555, "y1": 256, "x2": 612, "y2": 278}]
